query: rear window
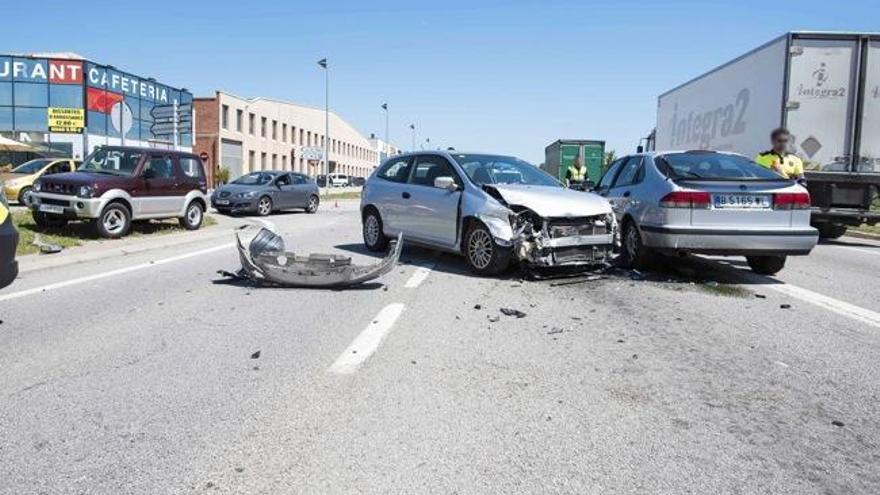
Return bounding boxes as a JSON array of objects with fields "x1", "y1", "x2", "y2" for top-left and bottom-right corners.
[
  {"x1": 179, "y1": 157, "x2": 205, "y2": 179},
  {"x1": 377, "y1": 157, "x2": 413, "y2": 183},
  {"x1": 657, "y1": 152, "x2": 784, "y2": 181}
]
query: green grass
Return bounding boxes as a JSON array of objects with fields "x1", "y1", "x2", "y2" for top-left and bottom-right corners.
[
  {"x1": 13, "y1": 210, "x2": 217, "y2": 256},
  {"x1": 853, "y1": 223, "x2": 880, "y2": 236},
  {"x1": 323, "y1": 191, "x2": 361, "y2": 200}
]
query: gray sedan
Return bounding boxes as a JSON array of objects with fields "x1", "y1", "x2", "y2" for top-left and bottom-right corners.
[
  {"x1": 361, "y1": 151, "x2": 615, "y2": 276},
  {"x1": 211, "y1": 171, "x2": 320, "y2": 216},
  {"x1": 598, "y1": 150, "x2": 818, "y2": 275}
]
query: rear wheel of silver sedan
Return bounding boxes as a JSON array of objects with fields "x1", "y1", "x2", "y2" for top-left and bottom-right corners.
[
  {"x1": 464, "y1": 222, "x2": 511, "y2": 276},
  {"x1": 306, "y1": 194, "x2": 319, "y2": 214},
  {"x1": 746, "y1": 255, "x2": 786, "y2": 275},
  {"x1": 620, "y1": 220, "x2": 654, "y2": 270},
  {"x1": 362, "y1": 207, "x2": 389, "y2": 252}
]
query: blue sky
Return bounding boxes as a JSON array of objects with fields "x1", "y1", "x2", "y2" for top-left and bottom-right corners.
[{"x1": 5, "y1": 0, "x2": 878, "y2": 163}]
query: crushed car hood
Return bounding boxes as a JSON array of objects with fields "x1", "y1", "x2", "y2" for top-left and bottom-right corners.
[{"x1": 487, "y1": 184, "x2": 612, "y2": 217}]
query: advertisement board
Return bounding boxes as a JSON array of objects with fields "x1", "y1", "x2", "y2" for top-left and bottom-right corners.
[{"x1": 47, "y1": 107, "x2": 84, "y2": 133}]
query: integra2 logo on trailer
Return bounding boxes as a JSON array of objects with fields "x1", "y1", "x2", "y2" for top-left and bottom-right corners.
[
  {"x1": 667, "y1": 88, "x2": 749, "y2": 149},
  {"x1": 796, "y1": 62, "x2": 847, "y2": 99}
]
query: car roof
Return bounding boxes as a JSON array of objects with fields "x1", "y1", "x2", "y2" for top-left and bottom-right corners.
[{"x1": 97, "y1": 145, "x2": 198, "y2": 157}]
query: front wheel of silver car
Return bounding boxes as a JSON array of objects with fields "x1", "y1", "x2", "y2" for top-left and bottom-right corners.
[
  {"x1": 96, "y1": 203, "x2": 131, "y2": 239},
  {"x1": 620, "y1": 220, "x2": 654, "y2": 270},
  {"x1": 362, "y1": 208, "x2": 389, "y2": 252},
  {"x1": 179, "y1": 201, "x2": 204, "y2": 230},
  {"x1": 464, "y1": 222, "x2": 511, "y2": 276},
  {"x1": 306, "y1": 194, "x2": 319, "y2": 214},
  {"x1": 257, "y1": 196, "x2": 273, "y2": 216}
]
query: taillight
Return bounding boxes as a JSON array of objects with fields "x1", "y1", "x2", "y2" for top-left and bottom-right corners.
[
  {"x1": 659, "y1": 191, "x2": 710, "y2": 209},
  {"x1": 773, "y1": 192, "x2": 811, "y2": 210}
]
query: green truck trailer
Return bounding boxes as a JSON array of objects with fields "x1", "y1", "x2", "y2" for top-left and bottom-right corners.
[{"x1": 543, "y1": 140, "x2": 605, "y2": 185}]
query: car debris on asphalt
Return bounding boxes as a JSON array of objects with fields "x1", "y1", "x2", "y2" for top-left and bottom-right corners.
[
  {"x1": 221, "y1": 226, "x2": 403, "y2": 288},
  {"x1": 499, "y1": 307, "x2": 527, "y2": 318}
]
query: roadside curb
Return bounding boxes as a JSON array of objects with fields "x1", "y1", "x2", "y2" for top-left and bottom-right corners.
[{"x1": 17, "y1": 214, "x2": 240, "y2": 274}]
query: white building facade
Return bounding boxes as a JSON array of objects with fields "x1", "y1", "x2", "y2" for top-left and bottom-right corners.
[{"x1": 195, "y1": 91, "x2": 384, "y2": 182}]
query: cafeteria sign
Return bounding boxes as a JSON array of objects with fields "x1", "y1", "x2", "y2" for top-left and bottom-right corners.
[{"x1": 48, "y1": 107, "x2": 85, "y2": 133}]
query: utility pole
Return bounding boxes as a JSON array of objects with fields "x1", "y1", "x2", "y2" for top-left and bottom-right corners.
[
  {"x1": 318, "y1": 58, "x2": 329, "y2": 191},
  {"x1": 381, "y1": 102, "x2": 389, "y2": 158},
  {"x1": 410, "y1": 124, "x2": 416, "y2": 151}
]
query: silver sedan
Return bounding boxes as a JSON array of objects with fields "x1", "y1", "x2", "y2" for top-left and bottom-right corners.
[
  {"x1": 598, "y1": 150, "x2": 818, "y2": 274},
  {"x1": 360, "y1": 151, "x2": 616, "y2": 275}
]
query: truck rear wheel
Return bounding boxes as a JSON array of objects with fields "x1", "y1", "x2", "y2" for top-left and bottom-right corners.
[
  {"x1": 746, "y1": 255, "x2": 786, "y2": 275},
  {"x1": 816, "y1": 223, "x2": 847, "y2": 239}
]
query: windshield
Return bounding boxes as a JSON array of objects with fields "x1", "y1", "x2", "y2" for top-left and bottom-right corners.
[
  {"x1": 12, "y1": 159, "x2": 52, "y2": 174},
  {"x1": 79, "y1": 149, "x2": 144, "y2": 176},
  {"x1": 453, "y1": 154, "x2": 560, "y2": 187},
  {"x1": 232, "y1": 172, "x2": 274, "y2": 186},
  {"x1": 657, "y1": 152, "x2": 785, "y2": 180}
]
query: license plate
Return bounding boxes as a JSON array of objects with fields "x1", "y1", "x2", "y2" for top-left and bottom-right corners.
[
  {"x1": 215, "y1": 199, "x2": 230, "y2": 205},
  {"x1": 712, "y1": 194, "x2": 770, "y2": 209},
  {"x1": 39, "y1": 204, "x2": 64, "y2": 214}
]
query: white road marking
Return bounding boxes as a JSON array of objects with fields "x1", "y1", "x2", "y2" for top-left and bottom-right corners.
[
  {"x1": 329, "y1": 303, "x2": 406, "y2": 375},
  {"x1": 404, "y1": 263, "x2": 435, "y2": 288},
  {"x1": 754, "y1": 278, "x2": 880, "y2": 329},
  {"x1": 0, "y1": 243, "x2": 234, "y2": 303}
]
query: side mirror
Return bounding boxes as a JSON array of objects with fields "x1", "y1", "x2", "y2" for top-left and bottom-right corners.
[
  {"x1": 142, "y1": 168, "x2": 156, "y2": 179},
  {"x1": 434, "y1": 176, "x2": 458, "y2": 191}
]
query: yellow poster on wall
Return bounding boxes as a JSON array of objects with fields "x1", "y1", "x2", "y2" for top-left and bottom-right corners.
[{"x1": 47, "y1": 108, "x2": 85, "y2": 134}]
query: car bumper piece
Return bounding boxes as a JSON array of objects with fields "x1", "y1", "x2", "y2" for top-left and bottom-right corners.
[
  {"x1": 29, "y1": 192, "x2": 103, "y2": 218},
  {"x1": 0, "y1": 213, "x2": 18, "y2": 289},
  {"x1": 640, "y1": 225, "x2": 819, "y2": 255}
]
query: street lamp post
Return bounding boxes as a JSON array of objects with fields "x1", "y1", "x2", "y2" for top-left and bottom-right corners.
[
  {"x1": 381, "y1": 103, "x2": 389, "y2": 158},
  {"x1": 410, "y1": 124, "x2": 416, "y2": 151},
  {"x1": 318, "y1": 58, "x2": 329, "y2": 192}
]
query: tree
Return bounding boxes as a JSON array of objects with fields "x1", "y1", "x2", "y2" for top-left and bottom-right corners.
[{"x1": 603, "y1": 150, "x2": 616, "y2": 170}]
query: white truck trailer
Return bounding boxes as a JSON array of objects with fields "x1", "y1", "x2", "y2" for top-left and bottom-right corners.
[{"x1": 654, "y1": 32, "x2": 880, "y2": 238}]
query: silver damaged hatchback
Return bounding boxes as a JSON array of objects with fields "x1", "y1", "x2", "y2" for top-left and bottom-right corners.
[{"x1": 361, "y1": 151, "x2": 616, "y2": 275}]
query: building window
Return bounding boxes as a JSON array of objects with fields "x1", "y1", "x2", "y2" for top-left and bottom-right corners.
[
  {"x1": 299, "y1": 129, "x2": 304, "y2": 145},
  {"x1": 307, "y1": 131, "x2": 312, "y2": 146},
  {"x1": 282, "y1": 123, "x2": 287, "y2": 142},
  {"x1": 249, "y1": 113, "x2": 255, "y2": 135},
  {"x1": 248, "y1": 150, "x2": 256, "y2": 170},
  {"x1": 13, "y1": 82, "x2": 48, "y2": 107},
  {"x1": 272, "y1": 120, "x2": 277, "y2": 140},
  {"x1": 261, "y1": 152, "x2": 267, "y2": 169},
  {"x1": 282, "y1": 155, "x2": 287, "y2": 169},
  {"x1": 272, "y1": 153, "x2": 277, "y2": 169},
  {"x1": 236, "y1": 109, "x2": 243, "y2": 132},
  {"x1": 261, "y1": 117, "x2": 267, "y2": 138},
  {"x1": 221, "y1": 104, "x2": 229, "y2": 129}
]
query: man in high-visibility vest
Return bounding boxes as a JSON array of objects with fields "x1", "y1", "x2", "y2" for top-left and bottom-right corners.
[
  {"x1": 755, "y1": 127, "x2": 805, "y2": 181},
  {"x1": 565, "y1": 157, "x2": 588, "y2": 189}
]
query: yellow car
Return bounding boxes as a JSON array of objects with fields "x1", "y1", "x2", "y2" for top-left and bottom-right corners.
[
  {"x1": 0, "y1": 192, "x2": 17, "y2": 289},
  {"x1": 1, "y1": 158, "x2": 79, "y2": 206}
]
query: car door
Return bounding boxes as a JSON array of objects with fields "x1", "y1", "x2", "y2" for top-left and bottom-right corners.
[
  {"x1": 139, "y1": 154, "x2": 180, "y2": 215},
  {"x1": 398, "y1": 154, "x2": 462, "y2": 247},
  {"x1": 606, "y1": 156, "x2": 646, "y2": 220},
  {"x1": 290, "y1": 174, "x2": 312, "y2": 207},
  {"x1": 371, "y1": 156, "x2": 414, "y2": 233},
  {"x1": 272, "y1": 173, "x2": 295, "y2": 209}
]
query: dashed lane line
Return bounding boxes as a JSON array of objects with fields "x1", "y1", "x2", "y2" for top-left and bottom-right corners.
[
  {"x1": 404, "y1": 263, "x2": 436, "y2": 289},
  {"x1": 328, "y1": 303, "x2": 406, "y2": 375}
]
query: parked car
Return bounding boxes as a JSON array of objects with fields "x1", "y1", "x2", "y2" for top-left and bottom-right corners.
[
  {"x1": 351, "y1": 176, "x2": 366, "y2": 187},
  {"x1": 328, "y1": 173, "x2": 350, "y2": 187},
  {"x1": 211, "y1": 171, "x2": 320, "y2": 216},
  {"x1": 28, "y1": 146, "x2": 208, "y2": 239},
  {"x1": 1, "y1": 158, "x2": 79, "y2": 207},
  {"x1": 361, "y1": 151, "x2": 616, "y2": 275},
  {"x1": 597, "y1": 150, "x2": 818, "y2": 275},
  {"x1": 0, "y1": 191, "x2": 18, "y2": 289}
]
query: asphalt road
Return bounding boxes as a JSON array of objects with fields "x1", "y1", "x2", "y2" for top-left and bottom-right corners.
[{"x1": 1, "y1": 201, "x2": 879, "y2": 494}]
